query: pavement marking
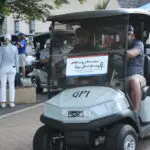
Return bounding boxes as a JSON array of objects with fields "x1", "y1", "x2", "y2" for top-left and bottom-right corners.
[{"x1": 0, "y1": 103, "x2": 44, "y2": 120}]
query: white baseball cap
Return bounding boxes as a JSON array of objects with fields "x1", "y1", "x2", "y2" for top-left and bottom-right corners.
[
  {"x1": 4, "y1": 33, "x2": 11, "y2": 40},
  {"x1": 128, "y1": 25, "x2": 134, "y2": 34},
  {"x1": 45, "y1": 39, "x2": 51, "y2": 44}
]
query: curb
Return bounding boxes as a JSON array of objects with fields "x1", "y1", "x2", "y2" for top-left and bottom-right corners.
[{"x1": 0, "y1": 103, "x2": 44, "y2": 120}]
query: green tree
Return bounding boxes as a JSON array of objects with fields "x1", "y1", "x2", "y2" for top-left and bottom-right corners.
[
  {"x1": 95, "y1": 0, "x2": 110, "y2": 9},
  {"x1": 0, "y1": 0, "x2": 87, "y2": 33},
  {"x1": 54, "y1": 0, "x2": 86, "y2": 8},
  {"x1": 0, "y1": 0, "x2": 53, "y2": 21},
  {"x1": 0, "y1": 0, "x2": 86, "y2": 21}
]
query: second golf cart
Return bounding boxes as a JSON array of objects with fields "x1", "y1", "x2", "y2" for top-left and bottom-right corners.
[{"x1": 31, "y1": 30, "x2": 75, "y2": 93}]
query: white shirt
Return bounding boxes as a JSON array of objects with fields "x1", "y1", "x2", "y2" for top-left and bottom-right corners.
[
  {"x1": 40, "y1": 48, "x2": 49, "y2": 60},
  {"x1": 40, "y1": 47, "x2": 63, "y2": 63},
  {"x1": 0, "y1": 43, "x2": 19, "y2": 72},
  {"x1": 26, "y1": 55, "x2": 35, "y2": 65}
]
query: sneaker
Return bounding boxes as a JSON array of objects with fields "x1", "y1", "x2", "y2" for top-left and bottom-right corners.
[
  {"x1": 9, "y1": 103, "x2": 15, "y2": 108},
  {"x1": 1, "y1": 103, "x2": 6, "y2": 108}
]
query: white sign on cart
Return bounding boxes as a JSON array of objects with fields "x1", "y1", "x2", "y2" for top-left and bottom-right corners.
[{"x1": 66, "y1": 55, "x2": 109, "y2": 77}]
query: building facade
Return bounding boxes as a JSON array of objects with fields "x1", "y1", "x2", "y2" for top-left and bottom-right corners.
[
  {"x1": 106, "y1": 0, "x2": 150, "y2": 9},
  {"x1": 2, "y1": 0, "x2": 100, "y2": 34},
  {"x1": 2, "y1": 15, "x2": 51, "y2": 35},
  {"x1": 2, "y1": 0, "x2": 150, "y2": 35}
]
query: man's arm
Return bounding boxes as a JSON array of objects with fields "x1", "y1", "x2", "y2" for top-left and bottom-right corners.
[
  {"x1": 18, "y1": 40, "x2": 25, "y2": 48},
  {"x1": 127, "y1": 41, "x2": 144, "y2": 58},
  {"x1": 127, "y1": 48, "x2": 140, "y2": 58},
  {"x1": 18, "y1": 42, "x2": 24, "y2": 48}
]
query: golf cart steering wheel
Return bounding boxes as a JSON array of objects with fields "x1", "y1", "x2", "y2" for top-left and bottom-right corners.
[{"x1": 110, "y1": 53, "x2": 125, "y2": 73}]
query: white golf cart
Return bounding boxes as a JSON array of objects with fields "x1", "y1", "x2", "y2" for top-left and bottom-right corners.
[
  {"x1": 30, "y1": 30, "x2": 75, "y2": 93},
  {"x1": 33, "y1": 9, "x2": 150, "y2": 150}
]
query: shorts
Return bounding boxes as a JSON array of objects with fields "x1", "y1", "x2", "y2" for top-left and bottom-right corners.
[
  {"x1": 19, "y1": 54, "x2": 26, "y2": 67},
  {"x1": 126, "y1": 74, "x2": 146, "y2": 88}
]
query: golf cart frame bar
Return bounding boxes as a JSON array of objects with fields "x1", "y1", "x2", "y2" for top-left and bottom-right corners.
[
  {"x1": 48, "y1": 21, "x2": 55, "y2": 99},
  {"x1": 47, "y1": 9, "x2": 150, "y2": 23}
]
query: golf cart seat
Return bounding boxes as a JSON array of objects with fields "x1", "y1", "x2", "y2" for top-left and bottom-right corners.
[
  {"x1": 144, "y1": 55, "x2": 150, "y2": 81},
  {"x1": 142, "y1": 55, "x2": 150, "y2": 100}
]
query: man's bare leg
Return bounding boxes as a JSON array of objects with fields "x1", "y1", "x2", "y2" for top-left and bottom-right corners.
[{"x1": 130, "y1": 78, "x2": 141, "y2": 112}]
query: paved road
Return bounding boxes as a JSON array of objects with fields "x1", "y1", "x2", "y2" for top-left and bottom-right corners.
[
  {"x1": 0, "y1": 92, "x2": 48, "y2": 116},
  {"x1": 0, "y1": 105, "x2": 43, "y2": 150},
  {"x1": 0, "y1": 104, "x2": 150, "y2": 150}
]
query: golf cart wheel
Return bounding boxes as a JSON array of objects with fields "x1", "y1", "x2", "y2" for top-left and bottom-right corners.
[
  {"x1": 32, "y1": 78, "x2": 43, "y2": 93},
  {"x1": 105, "y1": 124, "x2": 137, "y2": 150},
  {"x1": 33, "y1": 126, "x2": 64, "y2": 150}
]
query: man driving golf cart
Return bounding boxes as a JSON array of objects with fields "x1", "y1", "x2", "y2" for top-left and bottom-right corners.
[
  {"x1": 126, "y1": 25, "x2": 146, "y2": 113},
  {"x1": 68, "y1": 27, "x2": 102, "y2": 85},
  {"x1": 71, "y1": 27, "x2": 95, "y2": 54},
  {"x1": 39, "y1": 39, "x2": 52, "y2": 65}
]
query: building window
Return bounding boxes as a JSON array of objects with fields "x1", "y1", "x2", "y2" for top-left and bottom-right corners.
[
  {"x1": 14, "y1": 20, "x2": 19, "y2": 33},
  {"x1": 29, "y1": 20, "x2": 35, "y2": 33}
]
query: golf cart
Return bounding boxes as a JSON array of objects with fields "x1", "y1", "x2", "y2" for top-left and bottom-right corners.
[
  {"x1": 31, "y1": 30, "x2": 75, "y2": 93},
  {"x1": 33, "y1": 9, "x2": 150, "y2": 150}
]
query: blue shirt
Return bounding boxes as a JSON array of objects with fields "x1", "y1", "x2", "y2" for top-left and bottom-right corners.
[
  {"x1": 18, "y1": 39, "x2": 26, "y2": 54},
  {"x1": 0, "y1": 43, "x2": 19, "y2": 73},
  {"x1": 128, "y1": 40, "x2": 144, "y2": 76}
]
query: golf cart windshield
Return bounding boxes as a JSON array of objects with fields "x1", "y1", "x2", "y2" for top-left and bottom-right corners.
[{"x1": 50, "y1": 23, "x2": 127, "y2": 91}]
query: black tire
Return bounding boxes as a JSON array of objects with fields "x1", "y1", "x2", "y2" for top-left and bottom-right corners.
[
  {"x1": 33, "y1": 126, "x2": 63, "y2": 150},
  {"x1": 32, "y1": 77, "x2": 43, "y2": 93},
  {"x1": 105, "y1": 124, "x2": 137, "y2": 150}
]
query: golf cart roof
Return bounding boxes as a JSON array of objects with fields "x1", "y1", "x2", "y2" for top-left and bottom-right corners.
[
  {"x1": 0, "y1": 33, "x2": 33, "y2": 37},
  {"x1": 47, "y1": 9, "x2": 150, "y2": 23},
  {"x1": 34, "y1": 29, "x2": 74, "y2": 37},
  {"x1": 33, "y1": 29, "x2": 75, "y2": 49},
  {"x1": 34, "y1": 30, "x2": 74, "y2": 42}
]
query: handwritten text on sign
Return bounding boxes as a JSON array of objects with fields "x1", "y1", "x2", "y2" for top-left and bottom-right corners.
[{"x1": 66, "y1": 55, "x2": 108, "y2": 77}]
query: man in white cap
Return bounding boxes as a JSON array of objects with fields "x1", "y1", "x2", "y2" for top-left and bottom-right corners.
[{"x1": 0, "y1": 33, "x2": 19, "y2": 108}]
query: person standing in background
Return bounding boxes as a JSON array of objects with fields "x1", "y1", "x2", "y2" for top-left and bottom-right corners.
[
  {"x1": 18, "y1": 33, "x2": 26, "y2": 78},
  {"x1": 0, "y1": 34, "x2": 19, "y2": 108},
  {"x1": 26, "y1": 38, "x2": 33, "y2": 55}
]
